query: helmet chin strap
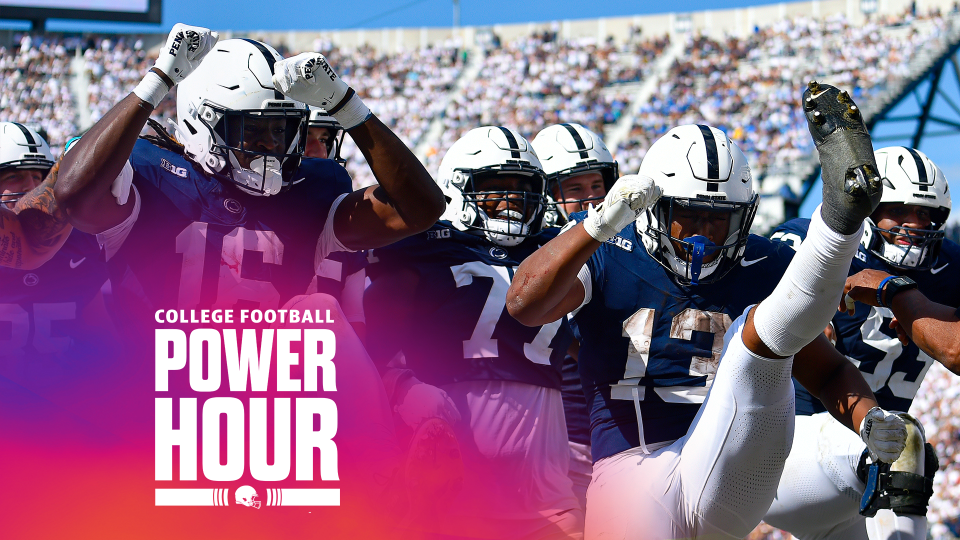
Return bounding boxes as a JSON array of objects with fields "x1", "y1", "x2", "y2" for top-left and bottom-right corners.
[{"x1": 684, "y1": 235, "x2": 718, "y2": 286}]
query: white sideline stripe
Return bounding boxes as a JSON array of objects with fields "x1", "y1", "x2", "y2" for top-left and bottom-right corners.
[{"x1": 155, "y1": 488, "x2": 229, "y2": 506}]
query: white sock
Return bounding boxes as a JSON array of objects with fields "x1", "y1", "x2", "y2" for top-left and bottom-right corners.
[{"x1": 753, "y1": 205, "x2": 863, "y2": 357}]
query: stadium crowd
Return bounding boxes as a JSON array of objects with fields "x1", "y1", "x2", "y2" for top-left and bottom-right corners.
[
  {"x1": 615, "y1": 10, "x2": 953, "y2": 183},
  {"x1": 2, "y1": 6, "x2": 960, "y2": 539}
]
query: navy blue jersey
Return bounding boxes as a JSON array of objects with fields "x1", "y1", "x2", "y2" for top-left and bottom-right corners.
[
  {"x1": 107, "y1": 139, "x2": 352, "y2": 320},
  {"x1": 308, "y1": 250, "x2": 367, "y2": 300},
  {"x1": 561, "y1": 354, "x2": 591, "y2": 445},
  {"x1": 568, "y1": 213, "x2": 795, "y2": 461},
  {"x1": 368, "y1": 223, "x2": 572, "y2": 389},
  {"x1": 773, "y1": 218, "x2": 960, "y2": 414},
  {"x1": 0, "y1": 229, "x2": 111, "y2": 384},
  {"x1": 541, "y1": 225, "x2": 593, "y2": 445}
]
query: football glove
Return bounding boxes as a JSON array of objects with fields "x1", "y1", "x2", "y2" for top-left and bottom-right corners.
[
  {"x1": 153, "y1": 23, "x2": 219, "y2": 85},
  {"x1": 395, "y1": 381, "x2": 461, "y2": 430},
  {"x1": 272, "y1": 53, "x2": 371, "y2": 129},
  {"x1": 135, "y1": 23, "x2": 219, "y2": 107},
  {"x1": 860, "y1": 406, "x2": 908, "y2": 464},
  {"x1": 582, "y1": 174, "x2": 661, "y2": 243}
]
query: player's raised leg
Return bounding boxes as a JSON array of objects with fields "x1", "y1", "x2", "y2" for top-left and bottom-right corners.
[{"x1": 682, "y1": 81, "x2": 884, "y2": 538}]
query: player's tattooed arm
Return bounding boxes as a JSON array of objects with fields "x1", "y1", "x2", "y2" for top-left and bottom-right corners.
[
  {"x1": 0, "y1": 162, "x2": 72, "y2": 269},
  {"x1": 15, "y1": 161, "x2": 72, "y2": 264},
  {"x1": 0, "y1": 207, "x2": 27, "y2": 269},
  {"x1": 792, "y1": 334, "x2": 879, "y2": 435}
]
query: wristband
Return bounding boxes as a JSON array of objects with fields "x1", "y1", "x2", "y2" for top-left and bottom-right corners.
[
  {"x1": 876, "y1": 276, "x2": 895, "y2": 307},
  {"x1": 132, "y1": 71, "x2": 170, "y2": 108},
  {"x1": 327, "y1": 89, "x2": 371, "y2": 130}
]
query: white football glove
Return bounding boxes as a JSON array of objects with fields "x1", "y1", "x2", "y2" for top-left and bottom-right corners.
[
  {"x1": 395, "y1": 381, "x2": 461, "y2": 430},
  {"x1": 582, "y1": 174, "x2": 661, "y2": 243},
  {"x1": 153, "y1": 23, "x2": 219, "y2": 85},
  {"x1": 134, "y1": 23, "x2": 218, "y2": 108},
  {"x1": 272, "y1": 53, "x2": 371, "y2": 129},
  {"x1": 860, "y1": 407, "x2": 908, "y2": 463}
]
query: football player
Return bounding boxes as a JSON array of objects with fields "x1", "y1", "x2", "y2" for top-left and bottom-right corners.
[
  {"x1": 532, "y1": 122, "x2": 619, "y2": 513},
  {"x1": 763, "y1": 146, "x2": 957, "y2": 540},
  {"x1": 507, "y1": 83, "x2": 906, "y2": 540},
  {"x1": 303, "y1": 109, "x2": 367, "y2": 340},
  {"x1": 533, "y1": 123, "x2": 618, "y2": 222},
  {"x1": 56, "y1": 25, "x2": 444, "y2": 320},
  {"x1": 52, "y1": 25, "x2": 444, "y2": 522},
  {"x1": 0, "y1": 130, "x2": 117, "y2": 425},
  {"x1": 0, "y1": 122, "x2": 72, "y2": 269},
  {"x1": 305, "y1": 107, "x2": 344, "y2": 162},
  {"x1": 364, "y1": 126, "x2": 583, "y2": 538}
]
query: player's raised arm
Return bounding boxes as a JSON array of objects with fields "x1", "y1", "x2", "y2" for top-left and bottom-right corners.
[
  {"x1": 56, "y1": 24, "x2": 219, "y2": 233},
  {"x1": 272, "y1": 53, "x2": 444, "y2": 249},
  {"x1": 507, "y1": 175, "x2": 660, "y2": 326}
]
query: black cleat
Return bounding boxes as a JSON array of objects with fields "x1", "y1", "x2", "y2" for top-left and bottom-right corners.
[{"x1": 804, "y1": 81, "x2": 882, "y2": 234}]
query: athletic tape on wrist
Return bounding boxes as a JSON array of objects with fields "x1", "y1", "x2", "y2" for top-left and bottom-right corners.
[
  {"x1": 329, "y1": 91, "x2": 372, "y2": 130},
  {"x1": 132, "y1": 71, "x2": 169, "y2": 108}
]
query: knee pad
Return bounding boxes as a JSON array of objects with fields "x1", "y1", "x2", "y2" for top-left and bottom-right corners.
[{"x1": 859, "y1": 413, "x2": 937, "y2": 517}]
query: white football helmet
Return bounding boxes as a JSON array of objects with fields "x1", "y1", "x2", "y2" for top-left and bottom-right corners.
[
  {"x1": 235, "y1": 485, "x2": 261, "y2": 509},
  {"x1": 437, "y1": 126, "x2": 548, "y2": 247},
  {"x1": 175, "y1": 38, "x2": 308, "y2": 196},
  {"x1": 637, "y1": 124, "x2": 758, "y2": 285},
  {"x1": 532, "y1": 123, "x2": 618, "y2": 219},
  {"x1": 307, "y1": 107, "x2": 344, "y2": 163},
  {"x1": 862, "y1": 146, "x2": 951, "y2": 270},
  {"x1": 0, "y1": 122, "x2": 55, "y2": 204}
]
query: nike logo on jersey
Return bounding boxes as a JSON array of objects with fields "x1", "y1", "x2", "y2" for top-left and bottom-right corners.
[
  {"x1": 740, "y1": 256, "x2": 767, "y2": 267},
  {"x1": 932, "y1": 263, "x2": 949, "y2": 274},
  {"x1": 69, "y1": 257, "x2": 86, "y2": 269}
]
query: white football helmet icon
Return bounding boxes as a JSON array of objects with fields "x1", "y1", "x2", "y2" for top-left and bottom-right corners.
[{"x1": 235, "y1": 485, "x2": 261, "y2": 509}]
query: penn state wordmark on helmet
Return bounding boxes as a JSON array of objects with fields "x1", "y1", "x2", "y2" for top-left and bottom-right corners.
[
  {"x1": 0, "y1": 122, "x2": 55, "y2": 204},
  {"x1": 862, "y1": 146, "x2": 952, "y2": 270},
  {"x1": 175, "y1": 38, "x2": 309, "y2": 196},
  {"x1": 637, "y1": 124, "x2": 758, "y2": 285},
  {"x1": 532, "y1": 123, "x2": 618, "y2": 218},
  {"x1": 437, "y1": 126, "x2": 548, "y2": 247}
]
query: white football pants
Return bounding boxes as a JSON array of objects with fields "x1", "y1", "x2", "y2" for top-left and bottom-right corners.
[{"x1": 585, "y1": 311, "x2": 795, "y2": 540}]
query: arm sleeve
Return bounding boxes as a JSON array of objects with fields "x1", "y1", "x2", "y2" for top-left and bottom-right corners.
[
  {"x1": 314, "y1": 193, "x2": 351, "y2": 270},
  {"x1": 96, "y1": 182, "x2": 141, "y2": 261},
  {"x1": 571, "y1": 263, "x2": 593, "y2": 317}
]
